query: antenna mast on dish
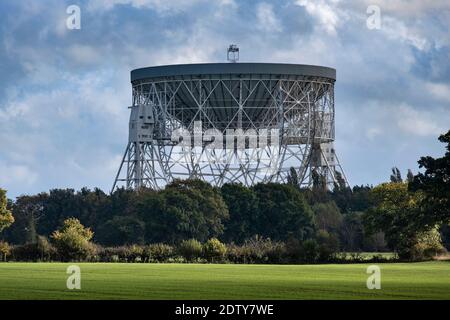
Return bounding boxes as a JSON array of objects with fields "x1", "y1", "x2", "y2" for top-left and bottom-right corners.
[{"x1": 227, "y1": 44, "x2": 239, "y2": 63}]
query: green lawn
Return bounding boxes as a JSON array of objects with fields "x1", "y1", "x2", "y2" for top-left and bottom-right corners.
[{"x1": 0, "y1": 261, "x2": 449, "y2": 300}]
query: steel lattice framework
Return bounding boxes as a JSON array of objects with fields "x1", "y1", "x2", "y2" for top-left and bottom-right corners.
[{"x1": 112, "y1": 63, "x2": 348, "y2": 191}]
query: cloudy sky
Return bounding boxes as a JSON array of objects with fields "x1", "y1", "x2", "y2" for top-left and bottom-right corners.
[{"x1": 0, "y1": 0, "x2": 449, "y2": 198}]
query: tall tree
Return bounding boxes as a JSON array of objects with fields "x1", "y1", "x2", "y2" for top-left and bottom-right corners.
[
  {"x1": 96, "y1": 215, "x2": 145, "y2": 245},
  {"x1": 340, "y1": 212, "x2": 364, "y2": 251},
  {"x1": 286, "y1": 167, "x2": 299, "y2": 188},
  {"x1": 364, "y1": 182, "x2": 423, "y2": 259},
  {"x1": 139, "y1": 179, "x2": 229, "y2": 243},
  {"x1": 220, "y1": 183, "x2": 259, "y2": 244},
  {"x1": 406, "y1": 169, "x2": 414, "y2": 183},
  {"x1": 0, "y1": 189, "x2": 14, "y2": 233},
  {"x1": 312, "y1": 201, "x2": 342, "y2": 234},
  {"x1": 390, "y1": 167, "x2": 402, "y2": 183},
  {"x1": 252, "y1": 183, "x2": 315, "y2": 241},
  {"x1": 14, "y1": 194, "x2": 47, "y2": 243},
  {"x1": 409, "y1": 130, "x2": 450, "y2": 227}
]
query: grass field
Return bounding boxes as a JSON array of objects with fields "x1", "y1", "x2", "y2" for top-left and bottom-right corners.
[{"x1": 0, "y1": 261, "x2": 449, "y2": 300}]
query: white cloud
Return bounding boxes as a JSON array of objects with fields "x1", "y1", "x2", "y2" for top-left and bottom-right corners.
[
  {"x1": 381, "y1": 16, "x2": 429, "y2": 51},
  {"x1": 67, "y1": 45, "x2": 101, "y2": 65},
  {"x1": 366, "y1": 127, "x2": 382, "y2": 140},
  {"x1": 87, "y1": 0, "x2": 206, "y2": 13},
  {"x1": 296, "y1": 0, "x2": 342, "y2": 35},
  {"x1": 360, "y1": 0, "x2": 450, "y2": 16},
  {"x1": 397, "y1": 104, "x2": 446, "y2": 137},
  {"x1": 0, "y1": 161, "x2": 38, "y2": 188},
  {"x1": 426, "y1": 82, "x2": 450, "y2": 102},
  {"x1": 256, "y1": 2, "x2": 282, "y2": 33}
]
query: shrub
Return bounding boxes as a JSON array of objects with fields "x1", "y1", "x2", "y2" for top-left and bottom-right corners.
[
  {"x1": 36, "y1": 236, "x2": 56, "y2": 261},
  {"x1": 147, "y1": 243, "x2": 174, "y2": 262},
  {"x1": 285, "y1": 236, "x2": 322, "y2": 263},
  {"x1": 97, "y1": 246, "x2": 123, "y2": 262},
  {"x1": 236, "y1": 236, "x2": 287, "y2": 264},
  {"x1": 129, "y1": 245, "x2": 144, "y2": 262},
  {"x1": 316, "y1": 230, "x2": 340, "y2": 262},
  {"x1": 244, "y1": 236, "x2": 269, "y2": 263},
  {"x1": 411, "y1": 228, "x2": 446, "y2": 260},
  {"x1": 0, "y1": 241, "x2": 11, "y2": 261},
  {"x1": 178, "y1": 239, "x2": 203, "y2": 261},
  {"x1": 11, "y1": 239, "x2": 56, "y2": 262},
  {"x1": 11, "y1": 243, "x2": 38, "y2": 261},
  {"x1": 265, "y1": 241, "x2": 287, "y2": 264},
  {"x1": 226, "y1": 244, "x2": 246, "y2": 263},
  {"x1": 51, "y1": 218, "x2": 95, "y2": 261},
  {"x1": 203, "y1": 238, "x2": 227, "y2": 262},
  {"x1": 284, "y1": 236, "x2": 300, "y2": 263},
  {"x1": 299, "y1": 239, "x2": 319, "y2": 263}
]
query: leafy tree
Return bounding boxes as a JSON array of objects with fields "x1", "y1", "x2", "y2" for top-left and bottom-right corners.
[
  {"x1": 299, "y1": 239, "x2": 319, "y2": 263},
  {"x1": 51, "y1": 218, "x2": 94, "y2": 261},
  {"x1": 140, "y1": 179, "x2": 229, "y2": 243},
  {"x1": 340, "y1": 212, "x2": 364, "y2": 251},
  {"x1": 203, "y1": 238, "x2": 227, "y2": 262},
  {"x1": 252, "y1": 183, "x2": 314, "y2": 241},
  {"x1": 178, "y1": 239, "x2": 203, "y2": 261},
  {"x1": 0, "y1": 189, "x2": 14, "y2": 233},
  {"x1": 333, "y1": 171, "x2": 347, "y2": 191},
  {"x1": 390, "y1": 167, "x2": 402, "y2": 183},
  {"x1": 312, "y1": 201, "x2": 342, "y2": 234},
  {"x1": 409, "y1": 130, "x2": 450, "y2": 227},
  {"x1": 311, "y1": 170, "x2": 328, "y2": 200},
  {"x1": 334, "y1": 185, "x2": 374, "y2": 214},
  {"x1": 220, "y1": 183, "x2": 258, "y2": 243},
  {"x1": 316, "y1": 229, "x2": 339, "y2": 262},
  {"x1": 411, "y1": 228, "x2": 446, "y2": 260},
  {"x1": 0, "y1": 241, "x2": 11, "y2": 261},
  {"x1": 406, "y1": 169, "x2": 414, "y2": 183},
  {"x1": 364, "y1": 182, "x2": 424, "y2": 259},
  {"x1": 135, "y1": 189, "x2": 165, "y2": 243},
  {"x1": 37, "y1": 189, "x2": 78, "y2": 237},
  {"x1": 75, "y1": 187, "x2": 111, "y2": 230},
  {"x1": 286, "y1": 167, "x2": 299, "y2": 188},
  {"x1": 327, "y1": 172, "x2": 352, "y2": 212},
  {"x1": 96, "y1": 215, "x2": 145, "y2": 246},
  {"x1": 11, "y1": 194, "x2": 47, "y2": 243},
  {"x1": 441, "y1": 224, "x2": 450, "y2": 251}
]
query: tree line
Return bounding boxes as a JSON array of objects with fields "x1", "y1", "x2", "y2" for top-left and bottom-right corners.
[{"x1": 0, "y1": 130, "x2": 449, "y2": 262}]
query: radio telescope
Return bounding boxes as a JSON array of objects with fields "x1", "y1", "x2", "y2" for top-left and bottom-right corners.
[{"x1": 112, "y1": 62, "x2": 348, "y2": 191}]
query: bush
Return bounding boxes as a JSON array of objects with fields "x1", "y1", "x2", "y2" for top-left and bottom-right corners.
[
  {"x1": 266, "y1": 242, "x2": 287, "y2": 264},
  {"x1": 36, "y1": 236, "x2": 56, "y2": 261},
  {"x1": 233, "y1": 236, "x2": 287, "y2": 264},
  {"x1": 147, "y1": 243, "x2": 174, "y2": 262},
  {"x1": 226, "y1": 244, "x2": 246, "y2": 263},
  {"x1": 0, "y1": 241, "x2": 11, "y2": 261},
  {"x1": 178, "y1": 239, "x2": 203, "y2": 261},
  {"x1": 51, "y1": 218, "x2": 95, "y2": 261},
  {"x1": 285, "y1": 237, "x2": 302, "y2": 263},
  {"x1": 10, "y1": 238, "x2": 56, "y2": 262},
  {"x1": 129, "y1": 244, "x2": 144, "y2": 262},
  {"x1": 363, "y1": 232, "x2": 388, "y2": 252},
  {"x1": 285, "y1": 237, "x2": 324, "y2": 263},
  {"x1": 316, "y1": 230, "x2": 340, "y2": 262},
  {"x1": 411, "y1": 228, "x2": 446, "y2": 260},
  {"x1": 299, "y1": 239, "x2": 319, "y2": 263},
  {"x1": 203, "y1": 238, "x2": 227, "y2": 262},
  {"x1": 241, "y1": 236, "x2": 267, "y2": 263}
]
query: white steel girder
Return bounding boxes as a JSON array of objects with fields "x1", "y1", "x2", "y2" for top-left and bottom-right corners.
[{"x1": 112, "y1": 77, "x2": 348, "y2": 191}]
